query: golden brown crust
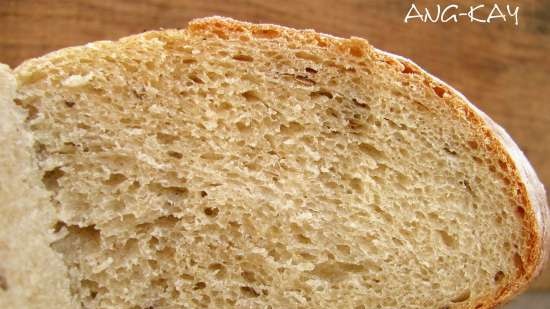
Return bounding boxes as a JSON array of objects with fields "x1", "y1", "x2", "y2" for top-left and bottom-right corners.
[{"x1": 187, "y1": 16, "x2": 549, "y2": 309}]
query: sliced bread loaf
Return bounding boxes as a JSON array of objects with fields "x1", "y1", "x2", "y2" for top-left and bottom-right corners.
[{"x1": 0, "y1": 17, "x2": 548, "y2": 309}]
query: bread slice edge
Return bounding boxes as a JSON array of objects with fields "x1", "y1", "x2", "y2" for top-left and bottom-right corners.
[
  {"x1": 0, "y1": 64, "x2": 76, "y2": 308},
  {"x1": 381, "y1": 50, "x2": 550, "y2": 308}
]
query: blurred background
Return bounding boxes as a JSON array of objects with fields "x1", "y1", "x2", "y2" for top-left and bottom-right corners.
[{"x1": 1, "y1": 0, "x2": 549, "y2": 307}]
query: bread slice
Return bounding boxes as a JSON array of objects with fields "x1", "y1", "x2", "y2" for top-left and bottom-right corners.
[{"x1": 1, "y1": 16, "x2": 548, "y2": 309}]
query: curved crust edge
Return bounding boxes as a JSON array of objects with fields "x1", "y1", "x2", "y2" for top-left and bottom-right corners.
[{"x1": 376, "y1": 50, "x2": 549, "y2": 308}]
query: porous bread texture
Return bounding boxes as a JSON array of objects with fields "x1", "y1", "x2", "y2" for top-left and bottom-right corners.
[
  {"x1": 0, "y1": 64, "x2": 75, "y2": 308},
  {"x1": 7, "y1": 17, "x2": 548, "y2": 309}
]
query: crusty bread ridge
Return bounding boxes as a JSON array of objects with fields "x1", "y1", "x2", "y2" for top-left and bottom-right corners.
[{"x1": 1, "y1": 16, "x2": 549, "y2": 309}]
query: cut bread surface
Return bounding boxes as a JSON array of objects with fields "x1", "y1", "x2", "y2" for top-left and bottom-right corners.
[{"x1": 2, "y1": 17, "x2": 548, "y2": 309}]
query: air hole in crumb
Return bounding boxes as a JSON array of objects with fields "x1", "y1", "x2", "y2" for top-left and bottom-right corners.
[
  {"x1": 296, "y1": 233, "x2": 312, "y2": 244},
  {"x1": 204, "y1": 207, "x2": 219, "y2": 217},
  {"x1": 188, "y1": 74, "x2": 204, "y2": 84},
  {"x1": 462, "y1": 180, "x2": 474, "y2": 195},
  {"x1": 326, "y1": 107, "x2": 340, "y2": 118},
  {"x1": 212, "y1": 29, "x2": 228, "y2": 39},
  {"x1": 200, "y1": 191, "x2": 208, "y2": 197},
  {"x1": 156, "y1": 132, "x2": 178, "y2": 144},
  {"x1": 146, "y1": 260, "x2": 161, "y2": 275},
  {"x1": 336, "y1": 244, "x2": 351, "y2": 255},
  {"x1": 305, "y1": 67, "x2": 318, "y2": 74},
  {"x1": 358, "y1": 143, "x2": 386, "y2": 160},
  {"x1": 167, "y1": 151, "x2": 183, "y2": 159},
  {"x1": 148, "y1": 183, "x2": 189, "y2": 199},
  {"x1": 451, "y1": 290, "x2": 471, "y2": 303},
  {"x1": 193, "y1": 282, "x2": 206, "y2": 290},
  {"x1": 310, "y1": 90, "x2": 333, "y2": 99},
  {"x1": 42, "y1": 167, "x2": 65, "y2": 190},
  {"x1": 498, "y1": 159, "x2": 508, "y2": 171},
  {"x1": 245, "y1": 161, "x2": 261, "y2": 171},
  {"x1": 401, "y1": 64, "x2": 417, "y2": 74},
  {"x1": 294, "y1": 75, "x2": 316, "y2": 86},
  {"x1": 219, "y1": 101, "x2": 233, "y2": 110},
  {"x1": 241, "y1": 271, "x2": 256, "y2": 283},
  {"x1": 241, "y1": 90, "x2": 261, "y2": 102},
  {"x1": 352, "y1": 98, "x2": 370, "y2": 110},
  {"x1": 240, "y1": 286, "x2": 260, "y2": 297},
  {"x1": 299, "y1": 252, "x2": 317, "y2": 260},
  {"x1": 443, "y1": 147, "x2": 457, "y2": 156},
  {"x1": 200, "y1": 153, "x2": 224, "y2": 161},
  {"x1": 53, "y1": 221, "x2": 67, "y2": 233},
  {"x1": 438, "y1": 230, "x2": 457, "y2": 248},
  {"x1": 52, "y1": 225, "x2": 100, "y2": 250},
  {"x1": 433, "y1": 86, "x2": 446, "y2": 98},
  {"x1": 374, "y1": 205, "x2": 393, "y2": 222},
  {"x1": 316, "y1": 37, "x2": 328, "y2": 47},
  {"x1": 252, "y1": 29, "x2": 280, "y2": 39},
  {"x1": 14, "y1": 98, "x2": 39, "y2": 120},
  {"x1": 349, "y1": 46, "x2": 364, "y2": 57},
  {"x1": 515, "y1": 207, "x2": 525, "y2": 219},
  {"x1": 236, "y1": 122, "x2": 252, "y2": 134},
  {"x1": 347, "y1": 119, "x2": 363, "y2": 131},
  {"x1": 129, "y1": 180, "x2": 141, "y2": 191},
  {"x1": 232, "y1": 54, "x2": 254, "y2": 62},
  {"x1": 280, "y1": 121, "x2": 304, "y2": 136},
  {"x1": 208, "y1": 263, "x2": 224, "y2": 271},
  {"x1": 64, "y1": 100, "x2": 75, "y2": 107},
  {"x1": 350, "y1": 178, "x2": 364, "y2": 193},
  {"x1": 104, "y1": 173, "x2": 127, "y2": 186},
  {"x1": 132, "y1": 88, "x2": 146, "y2": 99},
  {"x1": 181, "y1": 58, "x2": 197, "y2": 64},
  {"x1": 392, "y1": 237, "x2": 404, "y2": 246},
  {"x1": 206, "y1": 72, "x2": 221, "y2": 81},
  {"x1": 494, "y1": 271, "x2": 505, "y2": 283},
  {"x1": 310, "y1": 261, "x2": 365, "y2": 281},
  {"x1": 0, "y1": 274, "x2": 7, "y2": 291}
]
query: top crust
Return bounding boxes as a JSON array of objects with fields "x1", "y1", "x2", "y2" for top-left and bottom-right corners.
[{"x1": 187, "y1": 16, "x2": 549, "y2": 308}]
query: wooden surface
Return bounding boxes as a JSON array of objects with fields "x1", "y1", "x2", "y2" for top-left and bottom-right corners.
[
  {"x1": 504, "y1": 292, "x2": 550, "y2": 309},
  {"x1": 1, "y1": 0, "x2": 550, "y2": 295}
]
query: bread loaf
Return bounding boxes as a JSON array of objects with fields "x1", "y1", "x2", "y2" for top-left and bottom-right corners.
[{"x1": 0, "y1": 16, "x2": 548, "y2": 309}]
